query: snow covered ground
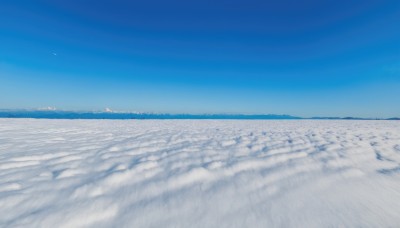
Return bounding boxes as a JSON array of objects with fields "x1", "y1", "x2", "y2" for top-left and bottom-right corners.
[{"x1": 1, "y1": 119, "x2": 400, "y2": 227}]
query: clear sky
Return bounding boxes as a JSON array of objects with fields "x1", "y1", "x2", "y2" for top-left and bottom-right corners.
[{"x1": 1, "y1": 0, "x2": 399, "y2": 117}]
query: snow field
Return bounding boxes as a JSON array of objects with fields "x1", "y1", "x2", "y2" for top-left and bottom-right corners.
[{"x1": 1, "y1": 119, "x2": 400, "y2": 227}]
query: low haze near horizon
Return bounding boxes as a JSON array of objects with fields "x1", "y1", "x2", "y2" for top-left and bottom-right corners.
[{"x1": 1, "y1": 0, "x2": 399, "y2": 118}]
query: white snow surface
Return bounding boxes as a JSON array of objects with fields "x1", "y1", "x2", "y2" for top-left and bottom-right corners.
[{"x1": 1, "y1": 119, "x2": 400, "y2": 227}]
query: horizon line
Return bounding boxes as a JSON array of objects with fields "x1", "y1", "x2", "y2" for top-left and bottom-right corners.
[{"x1": 0, "y1": 109, "x2": 398, "y2": 120}]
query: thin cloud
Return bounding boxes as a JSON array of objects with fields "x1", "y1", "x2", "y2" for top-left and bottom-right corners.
[{"x1": 37, "y1": 106, "x2": 57, "y2": 111}]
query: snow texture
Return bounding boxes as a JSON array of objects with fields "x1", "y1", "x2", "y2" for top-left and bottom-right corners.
[{"x1": 1, "y1": 119, "x2": 400, "y2": 227}]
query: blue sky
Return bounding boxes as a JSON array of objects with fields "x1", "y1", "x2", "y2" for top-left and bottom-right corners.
[{"x1": 1, "y1": 0, "x2": 399, "y2": 117}]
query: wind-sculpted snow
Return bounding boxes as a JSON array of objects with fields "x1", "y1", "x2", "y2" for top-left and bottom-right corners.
[{"x1": 1, "y1": 119, "x2": 400, "y2": 227}]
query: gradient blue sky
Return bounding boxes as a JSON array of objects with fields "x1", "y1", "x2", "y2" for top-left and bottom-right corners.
[{"x1": 1, "y1": 0, "x2": 399, "y2": 117}]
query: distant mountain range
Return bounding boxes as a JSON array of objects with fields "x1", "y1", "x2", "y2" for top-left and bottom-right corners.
[
  {"x1": 309, "y1": 116, "x2": 398, "y2": 120},
  {"x1": 0, "y1": 110, "x2": 300, "y2": 120},
  {"x1": 0, "y1": 110, "x2": 398, "y2": 120}
]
